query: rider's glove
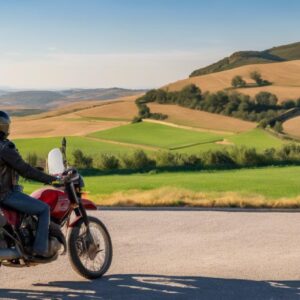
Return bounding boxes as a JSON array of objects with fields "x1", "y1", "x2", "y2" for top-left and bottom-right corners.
[{"x1": 52, "y1": 175, "x2": 65, "y2": 187}]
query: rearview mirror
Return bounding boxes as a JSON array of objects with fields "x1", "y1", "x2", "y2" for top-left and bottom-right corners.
[{"x1": 48, "y1": 148, "x2": 65, "y2": 175}]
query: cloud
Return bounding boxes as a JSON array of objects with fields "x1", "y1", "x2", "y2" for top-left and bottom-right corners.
[{"x1": 0, "y1": 50, "x2": 226, "y2": 89}]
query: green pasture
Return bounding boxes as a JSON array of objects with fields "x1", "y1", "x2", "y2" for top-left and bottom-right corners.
[
  {"x1": 89, "y1": 122, "x2": 223, "y2": 149},
  {"x1": 177, "y1": 128, "x2": 287, "y2": 154},
  {"x1": 14, "y1": 125, "x2": 289, "y2": 161},
  {"x1": 13, "y1": 136, "x2": 138, "y2": 160},
  {"x1": 22, "y1": 166, "x2": 300, "y2": 200}
]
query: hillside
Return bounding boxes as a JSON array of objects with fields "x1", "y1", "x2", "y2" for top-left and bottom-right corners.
[
  {"x1": 11, "y1": 93, "x2": 258, "y2": 138},
  {"x1": 147, "y1": 103, "x2": 255, "y2": 133},
  {"x1": 10, "y1": 95, "x2": 140, "y2": 138},
  {"x1": 165, "y1": 60, "x2": 300, "y2": 102},
  {"x1": 0, "y1": 87, "x2": 146, "y2": 116},
  {"x1": 190, "y1": 41, "x2": 300, "y2": 77}
]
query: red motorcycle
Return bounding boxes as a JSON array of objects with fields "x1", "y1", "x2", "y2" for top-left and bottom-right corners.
[{"x1": 0, "y1": 141, "x2": 112, "y2": 279}]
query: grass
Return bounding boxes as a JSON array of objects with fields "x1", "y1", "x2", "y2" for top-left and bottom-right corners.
[
  {"x1": 227, "y1": 128, "x2": 286, "y2": 151},
  {"x1": 14, "y1": 136, "x2": 139, "y2": 159},
  {"x1": 14, "y1": 126, "x2": 288, "y2": 160},
  {"x1": 175, "y1": 128, "x2": 286, "y2": 154},
  {"x1": 22, "y1": 166, "x2": 300, "y2": 206},
  {"x1": 89, "y1": 122, "x2": 223, "y2": 149}
]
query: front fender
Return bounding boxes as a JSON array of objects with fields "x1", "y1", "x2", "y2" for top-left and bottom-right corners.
[
  {"x1": 68, "y1": 199, "x2": 97, "y2": 228},
  {"x1": 81, "y1": 198, "x2": 97, "y2": 210}
]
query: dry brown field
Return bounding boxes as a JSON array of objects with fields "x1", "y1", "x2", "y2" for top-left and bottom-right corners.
[
  {"x1": 148, "y1": 103, "x2": 256, "y2": 133},
  {"x1": 165, "y1": 60, "x2": 300, "y2": 102}
]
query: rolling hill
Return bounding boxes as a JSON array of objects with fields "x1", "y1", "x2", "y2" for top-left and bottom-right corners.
[
  {"x1": 147, "y1": 103, "x2": 255, "y2": 133},
  {"x1": 165, "y1": 60, "x2": 300, "y2": 102},
  {"x1": 190, "y1": 41, "x2": 300, "y2": 77},
  {"x1": 0, "y1": 87, "x2": 146, "y2": 115}
]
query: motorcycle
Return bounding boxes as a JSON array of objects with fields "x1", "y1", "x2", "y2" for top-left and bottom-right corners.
[{"x1": 0, "y1": 139, "x2": 112, "y2": 279}]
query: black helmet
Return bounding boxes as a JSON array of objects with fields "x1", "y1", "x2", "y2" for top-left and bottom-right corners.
[{"x1": 0, "y1": 111, "x2": 11, "y2": 139}]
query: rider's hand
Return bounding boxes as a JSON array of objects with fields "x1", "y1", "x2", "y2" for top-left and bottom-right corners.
[{"x1": 52, "y1": 175, "x2": 65, "y2": 187}]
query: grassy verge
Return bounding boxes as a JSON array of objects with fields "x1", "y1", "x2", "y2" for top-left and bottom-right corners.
[
  {"x1": 22, "y1": 166, "x2": 300, "y2": 207},
  {"x1": 88, "y1": 187, "x2": 300, "y2": 208}
]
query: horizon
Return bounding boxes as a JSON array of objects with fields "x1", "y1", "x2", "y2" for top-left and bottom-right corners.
[{"x1": 0, "y1": 0, "x2": 300, "y2": 89}]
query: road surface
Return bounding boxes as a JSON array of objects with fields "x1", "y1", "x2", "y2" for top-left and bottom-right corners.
[{"x1": 1, "y1": 209, "x2": 300, "y2": 299}]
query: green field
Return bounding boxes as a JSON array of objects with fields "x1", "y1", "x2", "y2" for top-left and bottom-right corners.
[
  {"x1": 22, "y1": 166, "x2": 300, "y2": 200},
  {"x1": 13, "y1": 124, "x2": 290, "y2": 164},
  {"x1": 14, "y1": 136, "x2": 138, "y2": 159},
  {"x1": 89, "y1": 122, "x2": 223, "y2": 150},
  {"x1": 178, "y1": 128, "x2": 286, "y2": 154}
]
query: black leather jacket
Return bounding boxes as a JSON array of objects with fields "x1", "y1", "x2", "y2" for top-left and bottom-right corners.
[{"x1": 0, "y1": 139, "x2": 56, "y2": 200}]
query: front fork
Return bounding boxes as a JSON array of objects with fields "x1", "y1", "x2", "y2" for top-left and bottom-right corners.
[{"x1": 67, "y1": 183, "x2": 96, "y2": 250}]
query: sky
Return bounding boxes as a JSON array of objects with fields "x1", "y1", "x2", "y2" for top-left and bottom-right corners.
[{"x1": 0, "y1": 0, "x2": 299, "y2": 90}]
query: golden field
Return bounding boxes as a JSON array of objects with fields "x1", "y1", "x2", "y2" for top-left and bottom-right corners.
[
  {"x1": 165, "y1": 60, "x2": 300, "y2": 102},
  {"x1": 148, "y1": 103, "x2": 256, "y2": 133}
]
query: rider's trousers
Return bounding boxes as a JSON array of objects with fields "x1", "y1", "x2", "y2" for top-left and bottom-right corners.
[{"x1": 2, "y1": 191, "x2": 50, "y2": 255}]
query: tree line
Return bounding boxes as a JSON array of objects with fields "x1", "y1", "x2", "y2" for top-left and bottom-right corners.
[
  {"x1": 25, "y1": 144, "x2": 300, "y2": 173},
  {"x1": 134, "y1": 84, "x2": 300, "y2": 129}
]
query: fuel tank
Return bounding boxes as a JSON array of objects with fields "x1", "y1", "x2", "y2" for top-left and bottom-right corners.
[{"x1": 31, "y1": 187, "x2": 71, "y2": 220}]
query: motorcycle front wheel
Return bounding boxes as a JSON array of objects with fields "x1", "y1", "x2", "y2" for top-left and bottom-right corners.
[{"x1": 68, "y1": 216, "x2": 113, "y2": 279}]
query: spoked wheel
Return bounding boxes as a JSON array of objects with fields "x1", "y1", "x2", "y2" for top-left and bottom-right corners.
[{"x1": 68, "y1": 216, "x2": 113, "y2": 279}]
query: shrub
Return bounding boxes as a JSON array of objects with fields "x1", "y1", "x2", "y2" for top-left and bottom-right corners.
[
  {"x1": 132, "y1": 150, "x2": 156, "y2": 169},
  {"x1": 282, "y1": 100, "x2": 296, "y2": 109},
  {"x1": 132, "y1": 116, "x2": 142, "y2": 123},
  {"x1": 98, "y1": 154, "x2": 119, "y2": 170},
  {"x1": 230, "y1": 147, "x2": 264, "y2": 166},
  {"x1": 72, "y1": 149, "x2": 93, "y2": 169},
  {"x1": 231, "y1": 75, "x2": 246, "y2": 88},
  {"x1": 120, "y1": 150, "x2": 156, "y2": 170},
  {"x1": 202, "y1": 150, "x2": 235, "y2": 167},
  {"x1": 25, "y1": 152, "x2": 38, "y2": 166},
  {"x1": 273, "y1": 121, "x2": 283, "y2": 133},
  {"x1": 120, "y1": 154, "x2": 135, "y2": 169},
  {"x1": 250, "y1": 71, "x2": 263, "y2": 85},
  {"x1": 257, "y1": 119, "x2": 269, "y2": 128},
  {"x1": 155, "y1": 152, "x2": 184, "y2": 167},
  {"x1": 182, "y1": 154, "x2": 202, "y2": 168}
]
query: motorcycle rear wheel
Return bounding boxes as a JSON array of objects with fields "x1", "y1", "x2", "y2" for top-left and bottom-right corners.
[{"x1": 68, "y1": 216, "x2": 112, "y2": 279}]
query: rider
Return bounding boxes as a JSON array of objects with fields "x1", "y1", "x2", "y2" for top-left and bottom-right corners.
[{"x1": 0, "y1": 111, "x2": 58, "y2": 257}]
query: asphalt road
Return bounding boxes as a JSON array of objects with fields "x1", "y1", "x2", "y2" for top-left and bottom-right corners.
[{"x1": 1, "y1": 209, "x2": 300, "y2": 299}]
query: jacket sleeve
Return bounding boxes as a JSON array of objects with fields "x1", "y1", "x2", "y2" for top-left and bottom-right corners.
[{"x1": 0, "y1": 141, "x2": 57, "y2": 184}]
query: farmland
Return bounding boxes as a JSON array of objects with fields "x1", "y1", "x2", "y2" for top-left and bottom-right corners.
[
  {"x1": 22, "y1": 166, "x2": 300, "y2": 207},
  {"x1": 89, "y1": 122, "x2": 224, "y2": 150},
  {"x1": 13, "y1": 121, "x2": 287, "y2": 161},
  {"x1": 8, "y1": 52, "x2": 300, "y2": 208},
  {"x1": 165, "y1": 60, "x2": 300, "y2": 102}
]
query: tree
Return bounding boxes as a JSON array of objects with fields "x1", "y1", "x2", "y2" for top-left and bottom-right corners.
[
  {"x1": 273, "y1": 121, "x2": 283, "y2": 133},
  {"x1": 282, "y1": 100, "x2": 296, "y2": 109},
  {"x1": 231, "y1": 75, "x2": 246, "y2": 88},
  {"x1": 250, "y1": 71, "x2": 263, "y2": 85},
  {"x1": 255, "y1": 92, "x2": 278, "y2": 106}
]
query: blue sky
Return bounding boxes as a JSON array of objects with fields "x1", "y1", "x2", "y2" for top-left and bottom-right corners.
[{"x1": 0, "y1": 0, "x2": 299, "y2": 89}]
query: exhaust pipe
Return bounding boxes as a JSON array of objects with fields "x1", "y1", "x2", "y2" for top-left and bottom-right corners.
[{"x1": 0, "y1": 248, "x2": 21, "y2": 260}]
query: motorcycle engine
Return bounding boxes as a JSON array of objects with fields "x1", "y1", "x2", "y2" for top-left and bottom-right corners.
[{"x1": 19, "y1": 216, "x2": 36, "y2": 252}]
